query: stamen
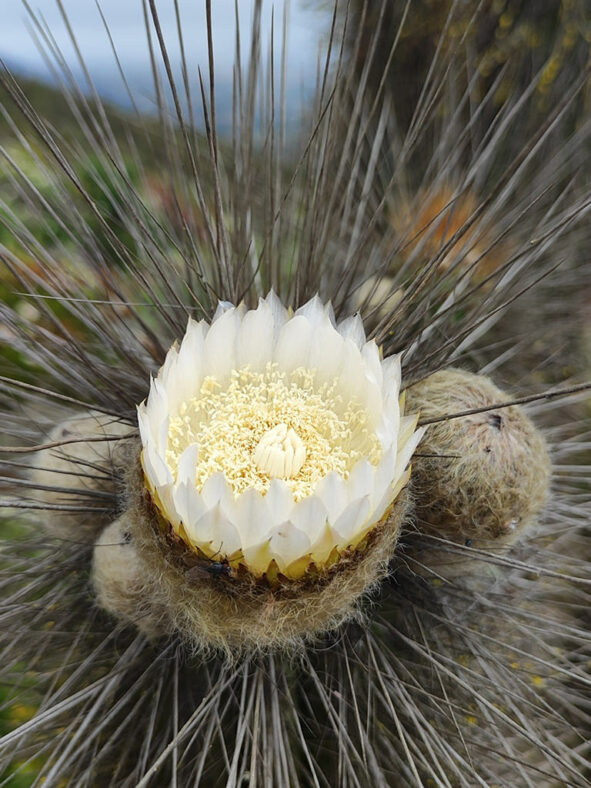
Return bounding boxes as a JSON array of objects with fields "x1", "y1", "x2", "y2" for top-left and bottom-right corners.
[{"x1": 165, "y1": 362, "x2": 381, "y2": 500}]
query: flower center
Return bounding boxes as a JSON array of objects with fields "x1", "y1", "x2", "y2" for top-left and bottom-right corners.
[
  {"x1": 165, "y1": 362, "x2": 381, "y2": 500},
  {"x1": 253, "y1": 423, "x2": 307, "y2": 479}
]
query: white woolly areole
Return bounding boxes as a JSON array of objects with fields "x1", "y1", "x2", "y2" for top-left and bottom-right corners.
[{"x1": 138, "y1": 292, "x2": 424, "y2": 579}]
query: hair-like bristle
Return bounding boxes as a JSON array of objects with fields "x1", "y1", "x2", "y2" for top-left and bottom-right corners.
[{"x1": 0, "y1": 1, "x2": 590, "y2": 785}]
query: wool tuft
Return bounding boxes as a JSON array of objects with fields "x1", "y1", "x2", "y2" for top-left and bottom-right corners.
[
  {"x1": 404, "y1": 369, "x2": 550, "y2": 578},
  {"x1": 31, "y1": 412, "x2": 134, "y2": 541},
  {"x1": 92, "y1": 444, "x2": 411, "y2": 656}
]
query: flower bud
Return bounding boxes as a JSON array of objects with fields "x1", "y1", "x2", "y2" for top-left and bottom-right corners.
[{"x1": 404, "y1": 369, "x2": 551, "y2": 578}]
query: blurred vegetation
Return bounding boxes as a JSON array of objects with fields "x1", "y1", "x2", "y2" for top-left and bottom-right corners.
[
  {"x1": 0, "y1": 521, "x2": 44, "y2": 787},
  {"x1": 347, "y1": 0, "x2": 591, "y2": 389},
  {"x1": 0, "y1": 686, "x2": 39, "y2": 787},
  {"x1": 351, "y1": 0, "x2": 590, "y2": 140},
  {"x1": 0, "y1": 77, "x2": 184, "y2": 386}
]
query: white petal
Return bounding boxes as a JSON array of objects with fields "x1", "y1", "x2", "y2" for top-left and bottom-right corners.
[
  {"x1": 394, "y1": 426, "x2": 425, "y2": 480},
  {"x1": 212, "y1": 300, "x2": 235, "y2": 321},
  {"x1": 381, "y1": 353, "x2": 402, "y2": 392},
  {"x1": 337, "y1": 313, "x2": 366, "y2": 348},
  {"x1": 332, "y1": 496, "x2": 371, "y2": 547},
  {"x1": 309, "y1": 522, "x2": 338, "y2": 564},
  {"x1": 314, "y1": 471, "x2": 348, "y2": 523},
  {"x1": 363, "y1": 380, "x2": 383, "y2": 429},
  {"x1": 273, "y1": 315, "x2": 313, "y2": 371},
  {"x1": 372, "y1": 446, "x2": 397, "y2": 511},
  {"x1": 236, "y1": 298, "x2": 275, "y2": 370},
  {"x1": 137, "y1": 404, "x2": 151, "y2": 446},
  {"x1": 157, "y1": 415, "x2": 170, "y2": 459},
  {"x1": 326, "y1": 301, "x2": 337, "y2": 327},
  {"x1": 294, "y1": 294, "x2": 327, "y2": 327},
  {"x1": 200, "y1": 472, "x2": 229, "y2": 508},
  {"x1": 190, "y1": 504, "x2": 241, "y2": 556},
  {"x1": 263, "y1": 289, "x2": 289, "y2": 338},
  {"x1": 228, "y1": 488, "x2": 271, "y2": 548},
  {"x1": 361, "y1": 341, "x2": 383, "y2": 388},
  {"x1": 242, "y1": 539, "x2": 274, "y2": 576},
  {"x1": 290, "y1": 495, "x2": 328, "y2": 542},
  {"x1": 184, "y1": 316, "x2": 208, "y2": 343},
  {"x1": 203, "y1": 307, "x2": 241, "y2": 380},
  {"x1": 143, "y1": 443, "x2": 172, "y2": 487},
  {"x1": 176, "y1": 443, "x2": 199, "y2": 485},
  {"x1": 380, "y1": 386, "x2": 401, "y2": 448},
  {"x1": 174, "y1": 318, "x2": 207, "y2": 405},
  {"x1": 346, "y1": 459, "x2": 374, "y2": 502},
  {"x1": 375, "y1": 414, "x2": 396, "y2": 451},
  {"x1": 147, "y1": 379, "x2": 169, "y2": 439},
  {"x1": 336, "y1": 339, "x2": 368, "y2": 405},
  {"x1": 268, "y1": 524, "x2": 311, "y2": 571},
  {"x1": 158, "y1": 344, "x2": 178, "y2": 387},
  {"x1": 148, "y1": 386, "x2": 170, "y2": 453},
  {"x1": 264, "y1": 479, "x2": 295, "y2": 523},
  {"x1": 398, "y1": 414, "x2": 421, "y2": 447},
  {"x1": 172, "y1": 481, "x2": 205, "y2": 532},
  {"x1": 308, "y1": 322, "x2": 345, "y2": 382},
  {"x1": 154, "y1": 483, "x2": 180, "y2": 528},
  {"x1": 373, "y1": 467, "x2": 411, "y2": 529}
]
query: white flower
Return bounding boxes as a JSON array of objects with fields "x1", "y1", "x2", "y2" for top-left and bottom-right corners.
[{"x1": 138, "y1": 292, "x2": 424, "y2": 580}]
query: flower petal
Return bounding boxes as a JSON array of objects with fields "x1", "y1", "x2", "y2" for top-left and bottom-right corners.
[
  {"x1": 264, "y1": 479, "x2": 295, "y2": 523},
  {"x1": 263, "y1": 289, "x2": 289, "y2": 338},
  {"x1": 228, "y1": 488, "x2": 271, "y2": 548},
  {"x1": 337, "y1": 339, "x2": 368, "y2": 404},
  {"x1": 172, "y1": 480, "x2": 206, "y2": 532},
  {"x1": 236, "y1": 298, "x2": 275, "y2": 370},
  {"x1": 290, "y1": 495, "x2": 328, "y2": 542},
  {"x1": 273, "y1": 315, "x2": 313, "y2": 371},
  {"x1": 173, "y1": 318, "x2": 208, "y2": 406},
  {"x1": 212, "y1": 300, "x2": 235, "y2": 321},
  {"x1": 346, "y1": 459, "x2": 374, "y2": 502},
  {"x1": 314, "y1": 471, "x2": 348, "y2": 523},
  {"x1": 332, "y1": 496, "x2": 371, "y2": 547},
  {"x1": 361, "y1": 340, "x2": 383, "y2": 388},
  {"x1": 190, "y1": 503, "x2": 242, "y2": 557},
  {"x1": 309, "y1": 522, "x2": 338, "y2": 564},
  {"x1": 395, "y1": 425, "x2": 426, "y2": 479},
  {"x1": 176, "y1": 443, "x2": 199, "y2": 485},
  {"x1": 295, "y1": 294, "x2": 328, "y2": 328},
  {"x1": 200, "y1": 473, "x2": 229, "y2": 508},
  {"x1": 337, "y1": 313, "x2": 366, "y2": 348},
  {"x1": 243, "y1": 539, "x2": 274, "y2": 576},
  {"x1": 203, "y1": 307, "x2": 241, "y2": 380},
  {"x1": 371, "y1": 466, "x2": 411, "y2": 530},
  {"x1": 143, "y1": 443, "x2": 172, "y2": 487},
  {"x1": 154, "y1": 483, "x2": 180, "y2": 528},
  {"x1": 268, "y1": 524, "x2": 311, "y2": 572},
  {"x1": 308, "y1": 322, "x2": 345, "y2": 383},
  {"x1": 381, "y1": 353, "x2": 402, "y2": 392}
]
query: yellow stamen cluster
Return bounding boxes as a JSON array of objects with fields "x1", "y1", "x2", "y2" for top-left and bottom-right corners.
[{"x1": 166, "y1": 363, "x2": 381, "y2": 500}]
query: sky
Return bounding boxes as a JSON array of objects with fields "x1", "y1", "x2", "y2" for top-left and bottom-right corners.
[{"x1": 1, "y1": 0, "x2": 329, "y2": 115}]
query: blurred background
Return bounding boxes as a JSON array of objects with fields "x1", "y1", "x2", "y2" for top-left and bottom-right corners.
[{"x1": 2, "y1": 0, "x2": 328, "y2": 124}]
